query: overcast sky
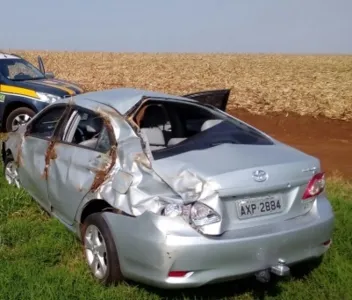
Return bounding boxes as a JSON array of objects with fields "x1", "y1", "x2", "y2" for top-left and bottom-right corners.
[{"x1": 1, "y1": 0, "x2": 351, "y2": 53}]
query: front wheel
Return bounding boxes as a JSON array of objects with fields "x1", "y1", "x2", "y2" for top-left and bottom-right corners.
[
  {"x1": 3, "y1": 156, "x2": 21, "y2": 188},
  {"x1": 5, "y1": 107, "x2": 35, "y2": 132},
  {"x1": 81, "y1": 213, "x2": 124, "y2": 285}
]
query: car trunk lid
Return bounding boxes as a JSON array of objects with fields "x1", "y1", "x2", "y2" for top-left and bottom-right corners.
[{"x1": 151, "y1": 143, "x2": 320, "y2": 230}]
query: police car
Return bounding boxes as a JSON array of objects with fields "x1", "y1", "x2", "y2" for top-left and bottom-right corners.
[{"x1": 0, "y1": 53, "x2": 84, "y2": 132}]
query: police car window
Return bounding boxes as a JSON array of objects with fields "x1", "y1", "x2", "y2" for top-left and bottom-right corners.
[{"x1": 1, "y1": 59, "x2": 44, "y2": 80}]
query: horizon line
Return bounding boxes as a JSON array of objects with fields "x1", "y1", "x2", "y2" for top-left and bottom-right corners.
[{"x1": 2, "y1": 48, "x2": 352, "y2": 56}]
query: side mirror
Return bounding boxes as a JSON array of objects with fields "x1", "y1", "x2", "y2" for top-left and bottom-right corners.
[
  {"x1": 45, "y1": 72, "x2": 55, "y2": 79},
  {"x1": 37, "y1": 56, "x2": 45, "y2": 74}
]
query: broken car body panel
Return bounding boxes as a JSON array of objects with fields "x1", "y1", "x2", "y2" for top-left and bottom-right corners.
[
  {"x1": 79, "y1": 88, "x2": 196, "y2": 116},
  {"x1": 2, "y1": 87, "x2": 334, "y2": 288},
  {"x1": 102, "y1": 197, "x2": 333, "y2": 288}
]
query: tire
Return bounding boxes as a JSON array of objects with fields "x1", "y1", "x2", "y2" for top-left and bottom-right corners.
[
  {"x1": 3, "y1": 155, "x2": 21, "y2": 188},
  {"x1": 5, "y1": 107, "x2": 36, "y2": 132},
  {"x1": 80, "y1": 213, "x2": 124, "y2": 285}
]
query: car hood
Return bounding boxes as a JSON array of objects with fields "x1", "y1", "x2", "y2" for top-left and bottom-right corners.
[
  {"x1": 151, "y1": 142, "x2": 319, "y2": 199},
  {"x1": 12, "y1": 78, "x2": 84, "y2": 98}
]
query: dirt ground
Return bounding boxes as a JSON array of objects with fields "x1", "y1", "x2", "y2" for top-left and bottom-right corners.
[{"x1": 228, "y1": 109, "x2": 352, "y2": 179}]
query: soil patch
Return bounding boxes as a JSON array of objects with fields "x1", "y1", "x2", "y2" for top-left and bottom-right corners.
[{"x1": 228, "y1": 109, "x2": 352, "y2": 179}]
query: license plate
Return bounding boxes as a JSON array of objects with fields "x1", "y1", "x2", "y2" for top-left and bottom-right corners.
[{"x1": 236, "y1": 194, "x2": 284, "y2": 219}]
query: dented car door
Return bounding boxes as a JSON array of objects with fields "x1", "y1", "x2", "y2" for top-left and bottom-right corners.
[
  {"x1": 16, "y1": 104, "x2": 68, "y2": 212},
  {"x1": 45, "y1": 107, "x2": 116, "y2": 225}
]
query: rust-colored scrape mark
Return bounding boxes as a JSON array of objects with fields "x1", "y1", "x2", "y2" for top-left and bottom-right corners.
[
  {"x1": 90, "y1": 112, "x2": 118, "y2": 192},
  {"x1": 90, "y1": 169, "x2": 107, "y2": 191},
  {"x1": 134, "y1": 152, "x2": 151, "y2": 169},
  {"x1": 42, "y1": 140, "x2": 58, "y2": 180},
  {"x1": 95, "y1": 107, "x2": 117, "y2": 139},
  {"x1": 90, "y1": 145, "x2": 117, "y2": 191},
  {"x1": 16, "y1": 137, "x2": 24, "y2": 167},
  {"x1": 41, "y1": 101, "x2": 74, "y2": 179},
  {"x1": 103, "y1": 115, "x2": 114, "y2": 135}
]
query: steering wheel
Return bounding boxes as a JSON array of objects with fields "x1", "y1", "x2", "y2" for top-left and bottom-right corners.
[{"x1": 13, "y1": 72, "x2": 27, "y2": 79}]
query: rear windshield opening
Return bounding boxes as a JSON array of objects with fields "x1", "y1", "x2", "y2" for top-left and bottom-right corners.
[{"x1": 133, "y1": 99, "x2": 274, "y2": 160}]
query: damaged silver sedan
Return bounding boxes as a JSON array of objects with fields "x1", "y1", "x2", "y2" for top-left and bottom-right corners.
[{"x1": 2, "y1": 87, "x2": 334, "y2": 289}]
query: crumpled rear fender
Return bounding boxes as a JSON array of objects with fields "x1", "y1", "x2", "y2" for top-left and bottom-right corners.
[{"x1": 101, "y1": 211, "x2": 200, "y2": 279}]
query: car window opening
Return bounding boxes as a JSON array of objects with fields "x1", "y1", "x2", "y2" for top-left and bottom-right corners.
[
  {"x1": 134, "y1": 100, "x2": 274, "y2": 160},
  {"x1": 64, "y1": 110, "x2": 113, "y2": 153}
]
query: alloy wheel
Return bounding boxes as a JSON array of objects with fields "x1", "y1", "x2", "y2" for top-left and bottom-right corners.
[
  {"x1": 11, "y1": 114, "x2": 32, "y2": 131},
  {"x1": 5, "y1": 160, "x2": 21, "y2": 188},
  {"x1": 84, "y1": 224, "x2": 109, "y2": 280}
]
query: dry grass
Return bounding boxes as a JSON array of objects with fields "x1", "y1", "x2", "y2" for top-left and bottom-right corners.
[{"x1": 10, "y1": 50, "x2": 352, "y2": 120}]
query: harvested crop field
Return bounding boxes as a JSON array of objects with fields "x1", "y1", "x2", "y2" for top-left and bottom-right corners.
[
  {"x1": 8, "y1": 51, "x2": 352, "y2": 178},
  {"x1": 1, "y1": 50, "x2": 352, "y2": 300},
  {"x1": 14, "y1": 51, "x2": 352, "y2": 120}
]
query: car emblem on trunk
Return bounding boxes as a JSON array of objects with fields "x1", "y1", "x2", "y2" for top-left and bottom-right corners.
[{"x1": 252, "y1": 170, "x2": 268, "y2": 182}]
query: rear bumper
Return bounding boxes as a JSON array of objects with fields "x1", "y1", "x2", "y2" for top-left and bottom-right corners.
[{"x1": 103, "y1": 196, "x2": 334, "y2": 289}]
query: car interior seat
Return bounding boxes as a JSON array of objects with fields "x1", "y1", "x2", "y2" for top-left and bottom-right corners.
[
  {"x1": 201, "y1": 119, "x2": 223, "y2": 131},
  {"x1": 167, "y1": 119, "x2": 223, "y2": 147},
  {"x1": 140, "y1": 105, "x2": 168, "y2": 150},
  {"x1": 79, "y1": 117, "x2": 104, "y2": 149}
]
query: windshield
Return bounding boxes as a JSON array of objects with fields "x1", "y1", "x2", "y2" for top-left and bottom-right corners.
[{"x1": 0, "y1": 58, "x2": 45, "y2": 81}]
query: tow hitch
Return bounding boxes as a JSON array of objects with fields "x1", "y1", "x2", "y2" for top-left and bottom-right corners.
[{"x1": 255, "y1": 259, "x2": 290, "y2": 283}]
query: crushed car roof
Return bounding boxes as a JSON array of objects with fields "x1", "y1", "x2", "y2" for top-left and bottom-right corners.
[
  {"x1": 63, "y1": 88, "x2": 195, "y2": 115},
  {"x1": 0, "y1": 53, "x2": 20, "y2": 59}
]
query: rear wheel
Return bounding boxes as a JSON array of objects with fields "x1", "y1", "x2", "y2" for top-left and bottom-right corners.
[
  {"x1": 5, "y1": 107, "x2": 35, "y2": 132},
  {"x1": 81, "y1": 213, "x2": 123, "y2": 285}
]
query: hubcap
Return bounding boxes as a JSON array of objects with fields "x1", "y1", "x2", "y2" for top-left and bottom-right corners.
[
  {"x1": 12, "y1": 114, "x2": 31, "y2": 131},
  {"x1": 5, "y1": 160, "x2": 21, "y2": 188},
  {"x1": 84, "y1": 225, "x2": 108, "y2": 279}
]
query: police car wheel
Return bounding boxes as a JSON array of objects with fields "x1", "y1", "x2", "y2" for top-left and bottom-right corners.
[{"x1": 6, "y1": 107, "x2": 35, "y2": 132}]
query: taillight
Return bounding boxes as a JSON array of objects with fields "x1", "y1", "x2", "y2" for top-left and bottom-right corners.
[
  {"x1": 168, "y1": 271, "x2": 192, "y2": 278},
  {"x1": 302, "y1": 172, "x2": 326, "y2": 200}
]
